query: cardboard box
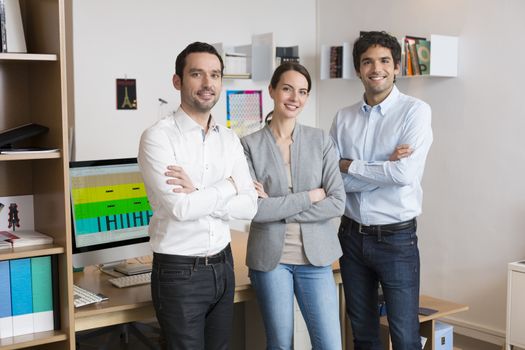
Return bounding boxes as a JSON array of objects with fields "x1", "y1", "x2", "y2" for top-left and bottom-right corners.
[{"x1": 434, "y1": 321, "x2": 453, "y2": 350}]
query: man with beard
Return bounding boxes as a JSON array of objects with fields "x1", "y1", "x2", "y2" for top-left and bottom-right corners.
[{"x1": 138, "y1": 42, "x2": 257, "y2": 350}]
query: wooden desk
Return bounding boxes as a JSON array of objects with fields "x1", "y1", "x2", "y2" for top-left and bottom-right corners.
[
  {"x1": 74, "y1": 230, "x2": 255, "y2": 332},
  {"x1": 378, "y1": 295, "x2": 469, "y2": 350}
]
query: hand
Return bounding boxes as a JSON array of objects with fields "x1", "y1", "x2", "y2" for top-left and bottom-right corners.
[
  {"x1": 253, "y1": 181, "x2": 268, "y2": 198},
  {"x1": 339, "y1": 159, "x2": 352, "y2": 173},
  {"x1": 308, "y1": 188, "x2": 326, "y2": 203},
  {"x1": 389, "y1": 144, "x2": 413, "y2": 161},
  {"x1": 165, "y1": 165, "x2": 196, "y2": 193}
]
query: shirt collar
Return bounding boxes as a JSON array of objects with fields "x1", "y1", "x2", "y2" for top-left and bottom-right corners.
[
  {"x1": 360, "y1": 85, "x2": 400, "y2": 116},
  {"x1": 173, "y1": 106, "x2": 219, "y2": 133}
]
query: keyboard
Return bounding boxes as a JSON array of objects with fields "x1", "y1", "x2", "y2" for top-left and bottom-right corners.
[
  {"x1": 108, "y1": 272, "x2": 151, "y2": 288},
  {"x1": 73, "y1": 284, "x2": 108, "y2": 308}
]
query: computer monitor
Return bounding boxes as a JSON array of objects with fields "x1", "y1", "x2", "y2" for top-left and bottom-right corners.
[{"x1": 69, "y1": 157, "x2": 152, "y2": 269}]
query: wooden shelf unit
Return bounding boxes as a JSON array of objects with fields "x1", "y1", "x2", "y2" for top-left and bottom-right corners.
[{"x1": 0, "y1": 0, "x2": 74, "y2": 349}]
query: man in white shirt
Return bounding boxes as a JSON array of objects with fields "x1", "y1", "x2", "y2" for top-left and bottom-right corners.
[
  {"x1": 138, "y1": 42, "x2": 257, "y2": 350},
  {"x1": 330, "y1": 31, "x2": 433, "y2": 350}
]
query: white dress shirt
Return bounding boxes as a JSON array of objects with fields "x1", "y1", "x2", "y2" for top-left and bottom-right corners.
[
  {"x1": 138, "y1": 107, "x2": 257, "y2": 256},
  {"x1": 330, "y1": 86, "x2": 433, "y2": 225}
]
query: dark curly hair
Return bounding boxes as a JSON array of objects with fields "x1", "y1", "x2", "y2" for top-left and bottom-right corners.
[{"x1": 352, "y1": 31, "x2": 401, "y2": 71}]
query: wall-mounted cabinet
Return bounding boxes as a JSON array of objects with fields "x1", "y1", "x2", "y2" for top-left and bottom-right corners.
[
  {"x1": 320, "y1": 34, "x2": 458, "y2": 80},
  {"x1": 214, "y1": 33, "x2": 300, "y2": 81}
]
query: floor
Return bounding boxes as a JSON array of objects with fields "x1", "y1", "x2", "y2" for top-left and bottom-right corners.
[
  {"x1": 454, "y1": 333, "x2": 503, "y2": 350},
  {"x1": 77, "y1": 325, "x2": 506, "y2": 350}
]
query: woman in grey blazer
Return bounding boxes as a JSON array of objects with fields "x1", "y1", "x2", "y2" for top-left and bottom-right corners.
[{"x1": 241, "y1": 62, "x2": 345, "y2": 350}]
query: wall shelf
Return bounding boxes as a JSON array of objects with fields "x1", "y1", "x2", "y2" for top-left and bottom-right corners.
[
  {"x1": 0, "y1": 151, "x2": 61, "y2": 161},
  {"x1": 215, "y1": 33, "x2": 300, "y2": 81},
  {"x1": 320, "y1": 34, "x2": 458, "y2": 80},
  {"x1": 0, "y1": 53, "x2": 58, "y2": 62}
]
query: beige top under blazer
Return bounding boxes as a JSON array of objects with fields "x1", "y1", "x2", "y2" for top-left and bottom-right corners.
[{"x1": 241, "y1": 124, "x2": 345, "y2": 272}]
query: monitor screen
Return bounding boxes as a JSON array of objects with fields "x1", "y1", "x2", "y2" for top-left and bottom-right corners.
[{"x1": 70, "y1": 158, "x2": 152, "y2": 268}]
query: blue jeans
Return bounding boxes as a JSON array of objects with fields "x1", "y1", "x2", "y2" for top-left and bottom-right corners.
[
  {"x1": 249, "y1": 264, "x2": 342, "y2": 350},
  {"x1": 338, "y1": 219, "x2": 420, "y2": 350},
  {"x1": 151, "y1": 246, "x2": 235, "y2": 350}
]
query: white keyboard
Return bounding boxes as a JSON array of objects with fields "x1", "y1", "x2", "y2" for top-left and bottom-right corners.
[
  {"x1": 73, "y1": 284, "x2": 108, "y2": 308},
  {"x1": 108, "y1": 272, "x2": 151, "y2": 288}
]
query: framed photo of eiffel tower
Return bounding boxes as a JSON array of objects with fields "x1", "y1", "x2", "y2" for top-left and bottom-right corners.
[{"x1": 116, "y1": 78, "x2": 137, "y2": 110}]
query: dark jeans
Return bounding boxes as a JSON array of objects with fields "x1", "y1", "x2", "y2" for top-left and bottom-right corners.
[
  {"x1": 151, "y1": 245, "x2": 235, "y2": 350},
  {"x1": 338, "y1": 218, "x2": 420, "y2": 350}
]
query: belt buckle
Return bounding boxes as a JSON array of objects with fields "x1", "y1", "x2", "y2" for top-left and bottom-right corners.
[
  {"x1": 358, "y1": 223, "x2": 366, "y2": 235},
  {"x1": 204, "y1": 256, "x2": 209, "y2": 265}
]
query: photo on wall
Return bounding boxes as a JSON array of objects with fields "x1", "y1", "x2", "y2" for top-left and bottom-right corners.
[
  {"x1": 226, "y1": 90, "x2": 263, "y2": 138},
  {"x1": 116, "y1": 78, "x2": 137, "y2": 110}
]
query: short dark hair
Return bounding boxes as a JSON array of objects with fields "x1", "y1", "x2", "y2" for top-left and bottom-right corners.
[
  {"x1": 352, "y1": 31, "x2": 401, "y2": 71},
  {"x1": 175, "y1": 42, "x2": 224, "y2": 82},
  {"x1": 269, "y1": 61, "x2": 312, "y2": 92},
  {"x1": 266, "y1": 62, "x2": 312, "y2": 123}
]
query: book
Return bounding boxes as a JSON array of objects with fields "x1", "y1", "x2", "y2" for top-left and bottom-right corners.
[
  {"x1": 0, "y1": 260, "x2": 13, "y2": 339},
  {"x1": 0, "y1": 0, "x2": 7, "y2": 52},
  {"x1": 2, "y1": 230, "x2": 53, "y2": 247},
  {"x1": 51, "y1": 255, "x2": 60, "y2": 330},
  {"x1": 31, "y1": 256, "x2": 54, "y2": 333},
  {"x1": 3, "y1": 0, "x2": 26, "y2": 53},
  {"x1": 275, "y1": 45, "x2": 299, "y2": 66},
  {"x1": 405, "y1": 41, "x2": 413, "y2": 76},
  {"x1": 416, "y1": 39, "x2": 431, "y2": 75},
  {"x1": 406, "y1": 38, "x2": 421, "y2": 75},
  {"x1": 330, "y1": 46, "x2": 343, "y2": 78},
  {"x1": 405, "y1": 36, "x2": 427, "y2": 76},
  {"x1": 10, "y1": 258, "x2": 33, "y2": 336}
]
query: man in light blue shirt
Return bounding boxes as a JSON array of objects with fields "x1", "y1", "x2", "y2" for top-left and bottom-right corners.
[{"x1": 330, "y1": 31, "x2": 433, "y2": 350}]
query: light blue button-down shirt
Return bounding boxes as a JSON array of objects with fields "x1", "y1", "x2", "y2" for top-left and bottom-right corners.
[{"x1": 329, "y1": 86, "x2": 433, "y2": 225}]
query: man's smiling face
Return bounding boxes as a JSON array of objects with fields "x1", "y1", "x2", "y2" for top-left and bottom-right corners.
[{"x1": 357, "y1": 45, "x2": 400, "y2": 106}]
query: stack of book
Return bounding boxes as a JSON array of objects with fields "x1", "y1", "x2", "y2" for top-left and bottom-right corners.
[
  {"x1": 0, "y1": 0, "x2": 27, "y2": 53},
  {"x1": 329, "y1": 46, "x2": 343, "y2": 78},
  {"x1": 0, "y1": 230, "x2": 54, "y2": 248},
  {"x1": 275, "y1": 46, "x2": 300, "y2": 66},
  {"x1": 0, "y1": 255, "x2": 58, "y2": 339},
  {"x1": 224, "y1": 52, "x2": 248, "y2": 76},
  {"x1": 403, "y1": 35, "x2": 431, "y2": 76}
]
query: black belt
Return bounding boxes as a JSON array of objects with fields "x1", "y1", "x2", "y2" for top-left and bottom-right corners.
[
  {"x1": 154, "y1": 244, "x2": 230, "y2": 266},
  {"x1": 341, "y1": 216, "x2": 416, "y2": 236}
]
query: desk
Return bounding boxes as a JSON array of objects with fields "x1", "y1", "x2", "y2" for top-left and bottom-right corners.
[
  {"x1": 74, "y1": 230, "x2": 256, "y2": 332},
  {"x1": 378, "y1": 295, "x2": 468, "y2": 350},
  {"x1": 74, "y1": 231, "x2": 466, "y2": 350}
]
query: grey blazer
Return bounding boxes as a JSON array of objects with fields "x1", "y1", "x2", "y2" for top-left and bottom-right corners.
[{"x1": 240, "y1": 124, "x2": 345, "y2": 272}]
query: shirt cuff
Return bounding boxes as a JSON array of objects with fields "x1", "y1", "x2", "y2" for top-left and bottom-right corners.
[
  {"x1": 348, "y1": 159, "x2": 364, "y2": 175},
  {"x1": 212, "y1": 178, "x2": 237, "y2": 204}
]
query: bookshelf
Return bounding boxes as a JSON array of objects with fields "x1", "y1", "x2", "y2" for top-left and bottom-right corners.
[
  {"x1": 0, "y1": 0, "x2": 74, "y2": 349},
  {"x1": 214, "y1": 32, "x2": 300, "y2": 81},
  {"x1": 319, "y1": 34, "x2": 459, "y2": 80}
]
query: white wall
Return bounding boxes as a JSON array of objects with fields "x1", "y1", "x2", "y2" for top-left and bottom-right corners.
[
  {"x1": 317, "y1": 0, "x2": 525, "y2": 340},
  {"x1": 71, "y1": 0, "x2": 317, "y2": 161}
]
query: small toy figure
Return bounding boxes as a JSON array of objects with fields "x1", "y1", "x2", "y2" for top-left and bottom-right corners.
[{"x1": 8, "y1": 203, "x2": 20, "y2": 231}]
